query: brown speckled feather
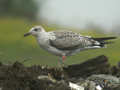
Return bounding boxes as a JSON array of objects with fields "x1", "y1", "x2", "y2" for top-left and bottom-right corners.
[{"x1": 49, "y1": 31, "x2": 93, "y2": 50}]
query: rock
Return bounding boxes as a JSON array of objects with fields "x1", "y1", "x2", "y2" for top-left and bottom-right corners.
[
  {"x1": 0, "y1": 55, "x2": 119, "y2": 90},
  {"x1": 69, "y1": 82, "x2": 84, "y2": 90},
  {"x1": 64, "y1": 55, "x2": 110, "y2": 78},
  {"x1": 87, "y1": 74, "x2": 120, "y2": 88}
]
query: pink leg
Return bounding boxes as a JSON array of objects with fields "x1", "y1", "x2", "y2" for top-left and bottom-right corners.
[
  {"x1": 62, "y1": 56, "x2": 66, "y2": 61},
  {"x1": 58, "y1": 56, "x2": 67, "y2": 67}
]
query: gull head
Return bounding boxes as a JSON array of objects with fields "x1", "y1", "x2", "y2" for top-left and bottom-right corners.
[{"x1": 24, "y1": 26, "x2": 45, "y2": 37}]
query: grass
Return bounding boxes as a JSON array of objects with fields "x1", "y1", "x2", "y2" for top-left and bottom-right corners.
[{"x1": 0, "y1": 17, "x2": 119, "y2": 66}]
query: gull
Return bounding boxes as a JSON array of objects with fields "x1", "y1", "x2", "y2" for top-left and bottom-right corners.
[{"x1": 24, "y1": 26, "x2": 116, "y2": 64}]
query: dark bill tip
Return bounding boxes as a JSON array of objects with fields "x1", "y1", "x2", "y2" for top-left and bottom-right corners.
[{"x1": 24, "y1": 32, "x2": 31, "y2": 37}]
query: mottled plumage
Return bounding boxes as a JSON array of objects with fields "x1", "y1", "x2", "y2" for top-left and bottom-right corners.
[
  {"x1": 49, "y1": 31, "x2": 95, "y2": 50},
  {"x1": 24, "y1": 26, "x2": 117, "y2": 64}
]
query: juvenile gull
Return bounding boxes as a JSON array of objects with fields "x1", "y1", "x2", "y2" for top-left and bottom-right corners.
[{"x1": 24, "y1": 26, "x2": 116, "y2": 64}]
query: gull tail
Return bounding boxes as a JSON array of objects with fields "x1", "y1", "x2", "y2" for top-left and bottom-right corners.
[
  {"x1": 92, "y1": 37, "x2": 117, "y2": 47},
  {"x1": 92, "y1": 37, "x2": 117, "y2": 41}
]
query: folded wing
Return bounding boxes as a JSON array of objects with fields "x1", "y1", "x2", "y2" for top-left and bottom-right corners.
[{"x1": 49, "y1": 31, "x2": 93, "y2": 50}]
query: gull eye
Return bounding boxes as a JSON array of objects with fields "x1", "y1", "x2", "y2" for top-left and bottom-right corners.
[{"x1": 34, "y1": 28, "x2": 38, "y2": 31}]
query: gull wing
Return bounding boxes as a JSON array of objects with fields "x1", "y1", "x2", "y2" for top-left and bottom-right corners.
[{"x1": 49, "y1": 31, "x2": 93, "y2": 50}]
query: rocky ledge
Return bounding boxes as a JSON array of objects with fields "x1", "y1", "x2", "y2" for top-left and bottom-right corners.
[{"x1": 0, "y1": 55, "x2": 120, "y2": 90}]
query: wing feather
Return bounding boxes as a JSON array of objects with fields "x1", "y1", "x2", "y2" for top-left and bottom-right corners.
[{"x1": 49, "y1": 31, "x2": 92, "y2": 50}]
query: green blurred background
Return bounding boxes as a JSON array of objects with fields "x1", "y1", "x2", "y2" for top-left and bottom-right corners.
[{"x1": 0, "y1": 0, "x2": 119, "y2": 66}]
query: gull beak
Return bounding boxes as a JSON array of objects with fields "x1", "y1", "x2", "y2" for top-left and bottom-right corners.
[{"x1": 24, "y1": 32, "x2": 31, "y2": 37}]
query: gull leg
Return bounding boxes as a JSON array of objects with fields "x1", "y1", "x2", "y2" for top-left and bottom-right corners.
[
  {"x1": 58, "y1": 57, "x2": 63, "y2": 67},
  {"x1": 61, "y1": 56, "x2": 68, "y2": 67},
  {"x1": 57, "y1": 57, "x2": 63, "y2": 70},
  {"x1": 58, "y1": 56, "x2": 66, "y2": 67},
  {"x1": 62, "y1": 56, "x2": 66, "y2": 61}
]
